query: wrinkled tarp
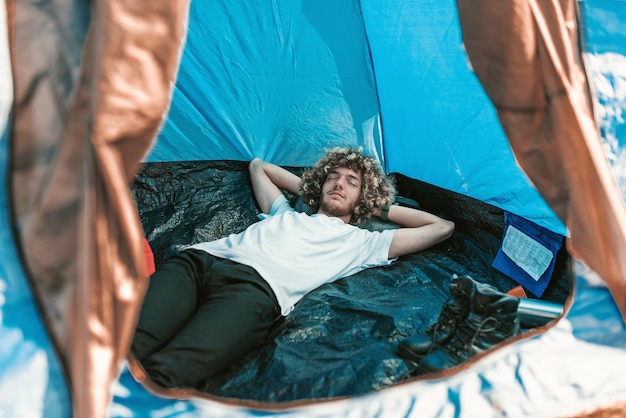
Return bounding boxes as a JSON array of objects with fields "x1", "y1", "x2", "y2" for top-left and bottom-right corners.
[{"x1": 129, "y1": 161, "x2": 570, "y2": 401}]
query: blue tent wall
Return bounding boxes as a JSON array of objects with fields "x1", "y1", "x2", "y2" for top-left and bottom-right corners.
[
  {"x1": 147, "y1": 0, "x2": 385, "y2": 167},
  {"x1": 147, "y1": 0, "x2": 566, "y2": 235},
  {"x1": 360, "y1": 0, "x2": 566, "y2": 235}
]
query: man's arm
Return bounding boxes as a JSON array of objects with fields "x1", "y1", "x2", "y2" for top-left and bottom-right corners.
[
  {"x1": 382, "y1": 205, "x2": 455, "y2": 259},
  {"x1": 249, "y1": 158, "x2": 301, "y2": 214}
]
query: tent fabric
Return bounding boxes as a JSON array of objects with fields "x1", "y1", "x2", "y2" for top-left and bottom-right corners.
[
  {"x1": 6, "y1": 0, "x2": 190, "y2": 416},
  {"x1": 148, "y1": 0, "x2": 567, "y2": 237},
  {"x1": 457, "y1": 0, "x2": 626, "y2": 323},
  {"x1": 149, "y1": 0, "x2": 386, "y2": 168},
  {"x1": 2, "y1": 0, "x2": 626, "y2": 418},
  {"x1": 358, "y1": 0, "x2": 567, "y2": 237},
  {"x1": 0, "y1": 5, "x2": 71, "y2": 416}
]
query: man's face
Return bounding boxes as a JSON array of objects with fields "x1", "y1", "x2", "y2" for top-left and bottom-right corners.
[{"x1": 318, "y1": 167, "x2": 362, "y2": 222}]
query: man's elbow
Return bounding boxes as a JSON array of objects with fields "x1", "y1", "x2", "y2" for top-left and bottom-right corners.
[{"x1": 440, "y1": 219, "x2": 455, "y2": 240}]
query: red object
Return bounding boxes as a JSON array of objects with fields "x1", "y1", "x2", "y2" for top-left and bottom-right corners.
[
  {"x1": 506, "y1": 285, "x2": 527, "y2": 298},
  {"x1": 143, "y1": 238, "x2": 156, "y2": 276}
]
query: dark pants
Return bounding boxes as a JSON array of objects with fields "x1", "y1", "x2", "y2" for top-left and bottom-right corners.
[{"x1": 131, "y1": 249, "x2": 280, "y2": 389}]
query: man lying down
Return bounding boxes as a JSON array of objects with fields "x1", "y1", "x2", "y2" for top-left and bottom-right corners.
[{"x1": 130, "y1": 147, "x2": 455, "y2": 390}]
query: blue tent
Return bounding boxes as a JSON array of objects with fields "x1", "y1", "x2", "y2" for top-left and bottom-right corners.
[{"x1": 1, "y1": 0, "x2": 626, "y2": 417}]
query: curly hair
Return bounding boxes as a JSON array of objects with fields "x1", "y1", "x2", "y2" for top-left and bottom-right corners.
[{"x1": 300, "y1": 147, "x2": 396, "y2": 224}]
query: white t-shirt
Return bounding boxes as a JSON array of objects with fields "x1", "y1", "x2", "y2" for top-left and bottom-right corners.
[{"x1": 189, "y1": 195, "x2": 396, "y2": 315}]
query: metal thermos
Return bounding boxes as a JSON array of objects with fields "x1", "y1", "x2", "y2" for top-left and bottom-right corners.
[{"x1": 517, "y1": 298, "x2": 563, "y2": 328}]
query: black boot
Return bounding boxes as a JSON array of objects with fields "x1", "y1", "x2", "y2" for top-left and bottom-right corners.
[
  {"x1": 419, "y1": 282, "x2": 520, "y2": 372},
  {"x1": 397, "y1": 275, "x2": 475, "y2": 362}
]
